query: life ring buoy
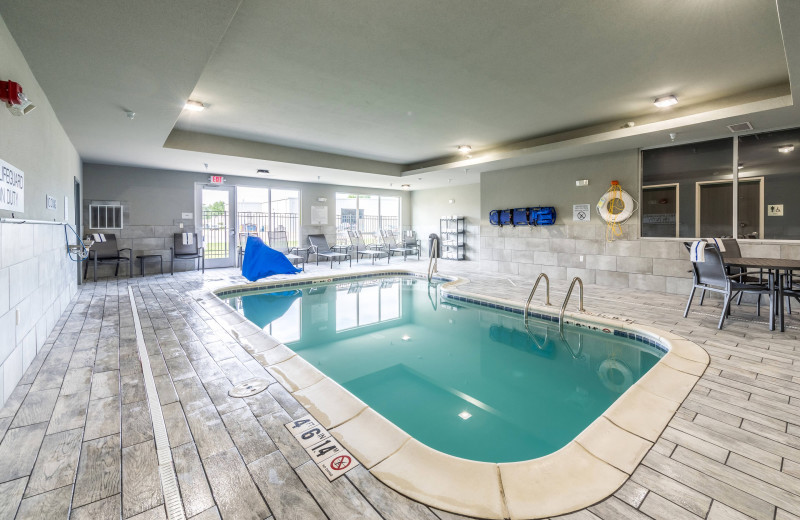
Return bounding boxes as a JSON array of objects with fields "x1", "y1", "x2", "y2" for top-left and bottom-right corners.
[
  {"x1": 597, "y1": 359, "x2": 633, "y2": 393},
  {"x1": 596, "y1": 188, "x2": 635, "y2": 223}
]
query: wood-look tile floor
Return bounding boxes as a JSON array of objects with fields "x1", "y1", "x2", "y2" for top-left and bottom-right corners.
[{"x1": 0, "y1": 258, "x2": 798, "y2": 520}]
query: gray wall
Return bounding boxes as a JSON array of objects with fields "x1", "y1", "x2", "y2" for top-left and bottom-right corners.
[
  {"x1": 82, "y1": 163, "x2": 412, "y2": 273},
  {"x1": 479, "y1": 149, "x2": 800, "y2": 294},
  {"x1": 411, "y1": 183, "x2": 481, "y2": 259},
  {"x1": 0, "y1": 13, "x2": 82, "y2": 405}
]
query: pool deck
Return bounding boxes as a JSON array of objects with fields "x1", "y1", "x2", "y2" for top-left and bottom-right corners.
[{"x1": 0, "y1": 258, "x2": 798, "y2": 520}]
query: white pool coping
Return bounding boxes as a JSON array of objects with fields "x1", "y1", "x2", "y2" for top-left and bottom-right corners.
[{"x1": 206, "y1": 270, "x2": 709, "y2": 520}]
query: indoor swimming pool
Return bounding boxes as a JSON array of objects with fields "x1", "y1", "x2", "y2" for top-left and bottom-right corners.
[{"x1": 224, "y1": 275, "x2": 664, "y2": 463}]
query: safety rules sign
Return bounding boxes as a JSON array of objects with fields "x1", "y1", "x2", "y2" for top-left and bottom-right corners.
[
  {"x1": 0, "y1": 158, "x2": 24, "y2": 212},
  {"x1": 286, "y1": 415, "x2": 360, "y2": 481}
]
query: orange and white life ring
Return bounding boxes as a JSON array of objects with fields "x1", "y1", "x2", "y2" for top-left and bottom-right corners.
[{"x1": 596, "y1": 188, "x2": 635, "y2": 223}]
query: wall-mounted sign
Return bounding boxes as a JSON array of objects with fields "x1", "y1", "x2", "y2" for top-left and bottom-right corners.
[
  {"x1": 311, "y1": 205, "x2": 328, "y2": 225},
  {"x1": 0, "y1": 158, "x2": 24, "y2": 212},
  {"x1": 573, "y1": 204, "x2": 590, "y2": 222},
  {"x1": 768, "y1": 204, "x2": 784, "y2": 216},
  {"x1": 208, "y1": 175, "x2": 225, "y2": 184},
  {"x1": 46, "y1": 195, "x2": 57, "y2": 210}
]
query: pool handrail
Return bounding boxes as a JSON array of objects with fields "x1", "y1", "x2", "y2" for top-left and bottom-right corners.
[
  {"x1": 559, "y1": 277, "x2": 585, "y2": 337},
  {"x1": 427, "y1": 237, "x2": 439, "y2": 282},
  {"x1": 524, "y1": 273, "x2": 550, "y2": 325}
]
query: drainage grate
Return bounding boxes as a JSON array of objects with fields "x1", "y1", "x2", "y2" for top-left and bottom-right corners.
[{"x1": 229, "y1": 378, "x2": 271, "y2": 398}]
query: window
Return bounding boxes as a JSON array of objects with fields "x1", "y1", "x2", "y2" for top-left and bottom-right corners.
[
  {"x1": 642, "y1": 128, "x2": 800, "y2": 240},
  {"x1": 335, "y1": 193, "x2": 400, "y2": 244},
  {"x1": 236, "y1": 187, "x2": 300, "y2": 247},
  {"x1": 89, "y1": 203, "x2": 123, "y2": 229}
]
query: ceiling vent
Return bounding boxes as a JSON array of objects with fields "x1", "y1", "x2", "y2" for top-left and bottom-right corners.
[{"x1": 727, "y1": 122, "x2": 753, "y2": 133}]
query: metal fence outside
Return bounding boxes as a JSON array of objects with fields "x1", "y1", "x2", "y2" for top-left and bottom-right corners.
[
  {"x1": 202, "y1": 211, "x2": 300, "y2": 260},
  {"x1": 202, "y1": 210, "x2": 229, "y2": 259},
  {"x1": 335, "y1": 215, "x2": 399, "y2": 245}
]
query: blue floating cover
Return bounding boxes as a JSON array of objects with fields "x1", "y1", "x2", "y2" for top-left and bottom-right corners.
[
  {"x1": 241, "y1": 236, "x2": 302, "y2": 281},
  {"x1": 489, "y1": 210, "x2": 500, "y2": 226},
  {"x1": 528, "y1": 207, "x2": 557, "y2": 226}
]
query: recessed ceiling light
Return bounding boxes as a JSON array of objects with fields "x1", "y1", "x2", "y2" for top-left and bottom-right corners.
[
  {"x1": 457, "y1": 145, "x2": 472, "y2": 153},
  {"x1": 778, "y1": 145, "x2": 795, "y2": 153},
  {"x1": 401, "y1": 184, "x2": 411, "y2": 190},
  {"x1": 257, "y1": 169, "x2": 270, "y2": 175},
  {"x1": 654, "y1": 95, "x2": 678, "y2": 108},
  {"x1": 458, "y1": 411, "x2": 472, "y2": 420},
  {"x1": 184, "y1": 100, "x2": 206, "y2": 112}
]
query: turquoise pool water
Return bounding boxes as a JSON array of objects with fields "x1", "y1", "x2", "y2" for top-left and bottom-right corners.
[{"x1": 224, "y1": 276, "x2": 663, "y2": 463}]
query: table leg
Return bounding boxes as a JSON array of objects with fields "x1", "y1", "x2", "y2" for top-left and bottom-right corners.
[
  {"x1": 779, "y1": 272, "x2": 785, "y2": 332},
  {"x1": 140, "y1": 257, "x2": 145, "y2": 277},
  {"x1": 769, "y1": 270, "x2": 775, "y2": 331}
]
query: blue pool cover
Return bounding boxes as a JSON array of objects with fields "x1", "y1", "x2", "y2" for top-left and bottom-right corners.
[{"x1": 241, "y1": 236, "x2": 302, "y2": 281}]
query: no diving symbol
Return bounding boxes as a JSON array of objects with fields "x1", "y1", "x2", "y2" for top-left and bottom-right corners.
[
  {"x1": 331, "y1": 455, "x2": 351, "y2": 471},
  {"x1": 577, "y1": 211, "x2": 587, "y2": 220}
]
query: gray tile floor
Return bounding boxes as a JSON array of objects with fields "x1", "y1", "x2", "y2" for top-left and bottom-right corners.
[{"x1": 0, "y1": 258, "x2": 798, "y2": 520}]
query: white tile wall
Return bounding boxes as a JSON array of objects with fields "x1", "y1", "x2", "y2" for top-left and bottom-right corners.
[{"x1": 0, "y1": 223, "x2": 78, "y2": 407}]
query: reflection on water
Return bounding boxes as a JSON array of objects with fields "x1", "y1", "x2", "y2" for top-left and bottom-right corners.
[{"x1": 225, "y1": 277, "x2": 662, "y2": 463}]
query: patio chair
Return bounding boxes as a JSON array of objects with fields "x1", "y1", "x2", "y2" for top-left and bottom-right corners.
[
  {"x1": 237, "y1": 232, "x2": 259, "y2": 267},
  {"x1": 268, "y1": 230, "x2": 305, "y2": 270},
  {"x1": 171, "y1": 233, "x2": 204, "y2": 275},
  {"x1": 380, "y1": 230, "x2": 420, "y2": 260},
  {"x1": 84, "y1": 233, "x2": 132, "y2": 282},
  {"x1": 307, "y1": 234, "x2": 352, "y2": 268},
  {"x1": 348, "y1": 230, "x2": 389, "y2": 264},
  {"x1": 683, "y1": 242, "x2": 770, "y2": 329},
  {"x1": 402, "y1": 230, "x2": 421, "y2": 250}
]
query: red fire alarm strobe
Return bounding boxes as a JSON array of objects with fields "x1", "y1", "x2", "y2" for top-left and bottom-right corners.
[{"x1": 0, "y1": 80, "x2": 36, "y2": 116}]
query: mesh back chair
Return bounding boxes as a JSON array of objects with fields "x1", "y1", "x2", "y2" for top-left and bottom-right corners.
[
  {"x1": 84, "y1": 234, "x2": 132, "y2": 282},
  {"x1": 683, "y1": 242, "x2": 770, "y2": 329},
  {"x1": 380, "y1": 230, "x2": 420, "y2": 260},
  {"x1": 402, "y1": 230, "x2": 420, "y2": 249},
  {"x1": 171, "y1": 233, "x2": 204, "y2": 275},
  {"x1": 268, "y1": 230, "x2": 305, "y2": 269},
  {"x1": 348, "y1": 230, "x2": 388, "y2": 264},
  {"x1": 307, "y1": 234, "x2": 351, "y2": 268}
]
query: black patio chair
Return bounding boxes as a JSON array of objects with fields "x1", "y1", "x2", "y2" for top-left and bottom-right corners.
[
  {"x1": 84, "y1": 234, "x2": 132, "y2": 282},
  {"x1": 171, "y1": 233, "x2": 204, "y2": 275},
  {"x1": 307, "y1": 234, "x2": 351, "y2": 268},
  {"x1": 683, "y1": 242, "x2": 770, "y2": 329},
  {"x1": 348, "y1": 230, "x2": 388, "y2": 264},
  {"x1": 268, "y1": 230, "x2": 305, "y2": 270}
]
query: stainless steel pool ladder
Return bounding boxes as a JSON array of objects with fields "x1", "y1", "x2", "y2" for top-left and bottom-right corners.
[
  {"x1": 427, "y1": 237, "x2": 439, "y2": 283},
  {"x1": 559, "y1": 276, "x2": 585, "y2": 338},
  {"x1": 523, "y1": 273, "x2": 550, "y2": 323}
]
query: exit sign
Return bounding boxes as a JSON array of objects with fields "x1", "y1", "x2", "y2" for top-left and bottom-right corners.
[{"x1": 209, "y1": 175, "x2": 225, "y2": 184}]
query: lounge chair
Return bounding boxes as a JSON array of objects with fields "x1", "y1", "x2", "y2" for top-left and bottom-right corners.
[
  {"x1": 307, "y1": 234, "x2": 351, "y2": 268},
  {"x1": 348, "y1": 230, "x2": 388, "y2": 264},
  {"x1": 84, "y1": 233, "x2": 132, "y2": 282},
  {"x1": 171, "y1": 233, "x2": 204, "y2": 275},
  {"x1": 380, "y1": 230, "x2": 420, "y2": 260},
  {"x1": 268, "y1": 231, "x2": 305, "y2": 270}
]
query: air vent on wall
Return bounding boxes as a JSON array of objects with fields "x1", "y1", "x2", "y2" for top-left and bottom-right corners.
[{"x1": 727, "y1": 122, "x2": 753, "y2": 133}]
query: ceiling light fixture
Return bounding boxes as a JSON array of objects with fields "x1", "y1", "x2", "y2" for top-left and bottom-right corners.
[
  {"x1": 401, "y1": 184, "x2": 411, "y2": 190},
  {"x1": 778, "y1": 145, "x2": 795, "y2": 153},
  {"x1": 457, "y1": 145, "x2": 472, "y2": 154},
  {"x1": 184, "y1": 100, "x2": 206, "y2": 112},
  {"x1": 257, "y1": 169, "x2": 270, "y2": 175},
  {"x1": 654, "y1": 95, "x2": 678, "y2": 108}
]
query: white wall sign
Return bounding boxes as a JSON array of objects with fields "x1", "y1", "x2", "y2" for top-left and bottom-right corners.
[
  {"x1": 46, "y1": 195, "x2": 57, "y2": 210},
  {"x1": 311, "y1": 205, "x2": 328, "y2": 225},
  {"x1": 573, "y1": 204, "x2": 590, "y2": 222},
  {"x1": 0, "y1": 158, "x2": 25, "y2": 212},
  {"x1": 768, "y1": 204, "x2": 784, "y2": 216}
]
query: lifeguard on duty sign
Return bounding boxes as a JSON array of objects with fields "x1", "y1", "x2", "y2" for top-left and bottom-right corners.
[
  {"x1": 286, "y1": 415, "x2": 360, "y2": 481},
  {"x1": 0, "y1": 158, "x2": 24, "y2": 212}
]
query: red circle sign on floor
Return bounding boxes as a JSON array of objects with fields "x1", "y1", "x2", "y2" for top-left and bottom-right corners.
[{"x1": 330, "y1": 455, "x2": 351, "y2": 471}]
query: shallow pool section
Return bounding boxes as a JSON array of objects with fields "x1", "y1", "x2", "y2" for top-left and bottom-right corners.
[{"x1": 224, "y1": 276, "x2": 664, "y2": 463}]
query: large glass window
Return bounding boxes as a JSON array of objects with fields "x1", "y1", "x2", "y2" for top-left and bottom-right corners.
[
  {"x1": 237, "y1": 187, "x2": 300, "y2": 247},
  {"x1": 738, "y1": 127, "x2": 800, "y2": 240},
  {"x1": 335, "y1": 193, "x2": 400, "y2": 244}
]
